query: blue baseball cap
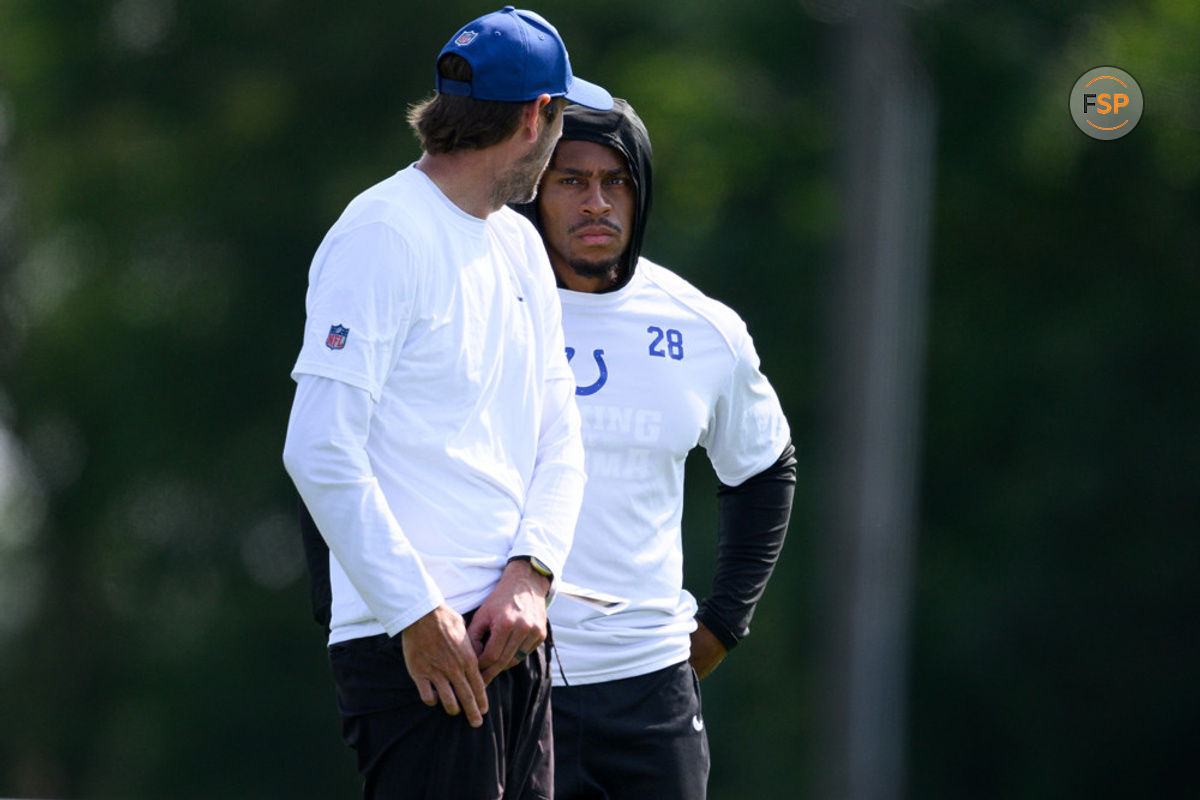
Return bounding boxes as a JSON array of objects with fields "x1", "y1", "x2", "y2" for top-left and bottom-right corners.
[{"x1": 436, "y1": 6, "x2": 613, "y2": 111}]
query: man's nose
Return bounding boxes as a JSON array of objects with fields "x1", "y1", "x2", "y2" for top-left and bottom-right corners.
[{"x1": 581, "y1": 183, "x2": 611, "y2": 215}]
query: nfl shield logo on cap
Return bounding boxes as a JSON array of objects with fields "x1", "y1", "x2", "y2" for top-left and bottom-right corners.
[
  {"x1": 455, "y1": 30, "x2": 478, "y2": 46},
  {"x1": 326, "y1": 324, "x2": 349, "y2": 350}
]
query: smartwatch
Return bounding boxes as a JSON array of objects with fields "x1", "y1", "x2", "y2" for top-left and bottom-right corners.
[{"x1": 508, "y1": 555, "x2": 554, "y2": 581}]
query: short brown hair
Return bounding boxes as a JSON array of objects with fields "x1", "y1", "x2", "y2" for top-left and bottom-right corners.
[{"x1": 408, "y1": 54, "x2": 563, "y2": 154}]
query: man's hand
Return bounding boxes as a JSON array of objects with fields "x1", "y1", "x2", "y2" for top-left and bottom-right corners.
[
  {"x1": 401, "y1": 604, "x2": 489, "y2": 727},
  {"x1": 689, "y1": 620, "x2": 728, "y2": 680},
  {"x1": 467, "y1": 560, "x2": 551, "y2": 684}
]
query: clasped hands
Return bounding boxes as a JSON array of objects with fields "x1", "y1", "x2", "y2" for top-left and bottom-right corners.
[{"x1": 400, "y1": 559, "x2": 550, "y2": 727}]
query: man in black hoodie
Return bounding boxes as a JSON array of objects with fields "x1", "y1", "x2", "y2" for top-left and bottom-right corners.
[{"x1": 514, "y1": 100, "x2": 797, "y2": 798}]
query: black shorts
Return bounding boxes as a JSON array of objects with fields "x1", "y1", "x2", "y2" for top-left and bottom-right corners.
[
  {"x1": 329, "y1": 627, "x2": 553, "y2": 800},
  {"x1": 551, "y1": 661, "x2": 709, "y2": 800}
]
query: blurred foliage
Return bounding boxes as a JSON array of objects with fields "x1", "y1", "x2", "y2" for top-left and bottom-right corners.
[{"x1": 0, "y1": 0, "x2": 1196, "y2": 798}]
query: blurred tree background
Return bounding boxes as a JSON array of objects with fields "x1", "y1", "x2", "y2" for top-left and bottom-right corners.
[{"x1": 0, "y1": 0, "x2": 1195, "y2": 798}]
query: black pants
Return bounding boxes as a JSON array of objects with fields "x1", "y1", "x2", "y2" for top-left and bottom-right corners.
[
  {"x1": 329, "y1": 628, "x2": 553, "y2": 800},
  {"x1": 552, "y1": 661, "x2": 710, "y2": 800}
]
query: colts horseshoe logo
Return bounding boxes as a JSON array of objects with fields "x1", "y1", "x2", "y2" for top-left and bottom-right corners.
[{"x1": 565, "y1": 347, "x2": 608, "y2": 396}]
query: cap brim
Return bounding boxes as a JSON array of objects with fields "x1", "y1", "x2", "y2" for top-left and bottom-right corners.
[{"x1": 563, "y1": 76, "x2": 614, "y2": 111}]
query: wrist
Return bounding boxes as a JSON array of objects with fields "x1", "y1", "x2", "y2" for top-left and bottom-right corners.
[
  {"x1": 507, "y1": 554, "x2": 553, "y2": 579},
  {"x1": 507, "y1": 555, "x2": 553, "y2": 597},
  {"x1": 694, "y1": 609, "x2": 740, "y2": 651}
]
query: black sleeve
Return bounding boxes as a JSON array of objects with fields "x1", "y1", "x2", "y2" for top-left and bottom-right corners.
[
  {"x1": 694, "y1": 441, "x2": 797, "y2": 651},
  {"x1": 298, "y1": 496, "x2": 333, "y2": 633}
]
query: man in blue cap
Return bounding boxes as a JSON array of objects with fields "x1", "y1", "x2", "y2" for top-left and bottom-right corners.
[{"x1": 283, "y1": 8, "x2": 611, "y2": 798}]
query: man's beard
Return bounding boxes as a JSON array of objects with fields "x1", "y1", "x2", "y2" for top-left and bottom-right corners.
[
  {"x1": 493, "y1": 123, "x2": 558, "y2": 206},
  {"x1": 565, "y1": 218, "x2": 624, "y2": 280},
  {"x1": 567, "y1": 253, "x2": 623, "y2": 281}
]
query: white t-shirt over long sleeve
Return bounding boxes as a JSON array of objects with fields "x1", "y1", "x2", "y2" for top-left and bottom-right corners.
[
  {"x1": 548, "y1": 258, "x2": 790, "y2": 685},
  {"x1": 283, "y1": 165, "x2": 585, "y2": 646}
]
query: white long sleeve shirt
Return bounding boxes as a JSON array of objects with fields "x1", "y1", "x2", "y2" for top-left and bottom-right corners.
[{"x1": 283, "y1": 166, "x2": 585, "y2": 645}]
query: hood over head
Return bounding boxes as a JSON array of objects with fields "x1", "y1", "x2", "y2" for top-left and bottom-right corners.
[{"x1": 514, "y1": 97, "x2": 653, "y2": 288}]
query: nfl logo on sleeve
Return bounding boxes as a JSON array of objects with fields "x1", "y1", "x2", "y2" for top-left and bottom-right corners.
[{"x1": 326, "y1": 324, "x2": 349, "y2": 350}]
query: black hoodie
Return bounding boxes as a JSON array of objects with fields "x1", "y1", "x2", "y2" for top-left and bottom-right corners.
[{"x1": 513, "y1": 98, "x2": 653, "y2": 290}]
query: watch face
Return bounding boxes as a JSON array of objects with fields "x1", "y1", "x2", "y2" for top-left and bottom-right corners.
[{"x1": 528, "y1": 556, "x2": 553, "y2": 579}]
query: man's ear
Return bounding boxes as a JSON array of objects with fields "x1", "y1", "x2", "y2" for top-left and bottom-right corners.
[{"x1": 520, "y1": 94, "x2": 553, "y2": 142}]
